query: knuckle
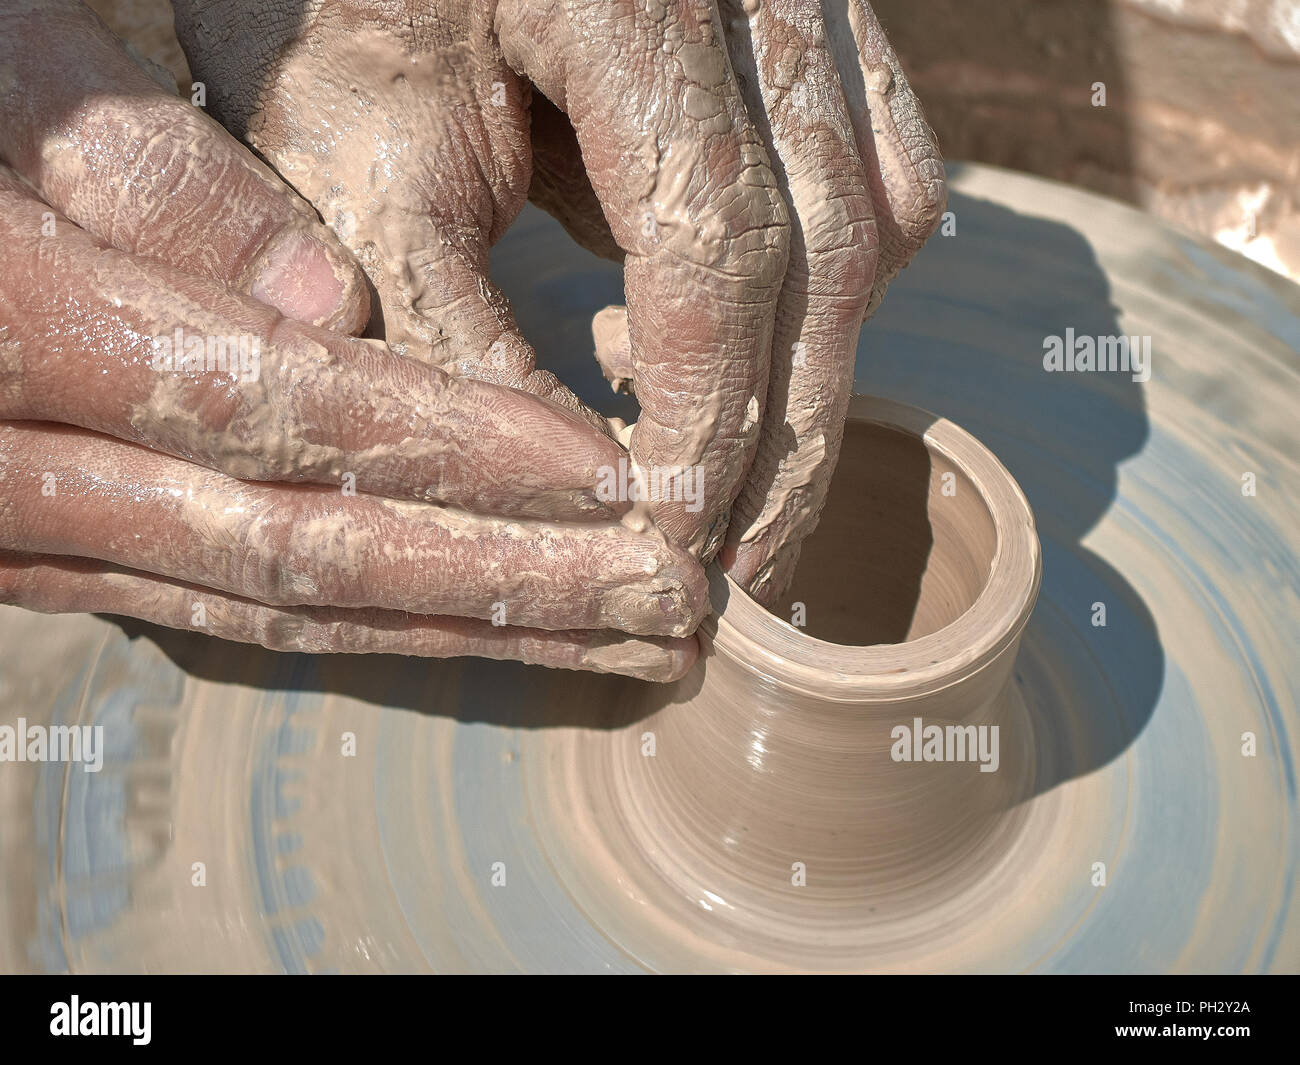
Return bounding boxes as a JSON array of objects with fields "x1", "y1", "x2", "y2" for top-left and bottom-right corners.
[
  {"x1": 252, "y1": 396, "x2": 311, "y2": 482},
  {"x1": 230, "y1": 326, "x2": 331, "y2": 483},
  {"x1": 725, "y1": 176, "x2": 792, "y2": 288},
  {"x1": 774, "y1": 181, "x2": 877, "y2": 306},
  {"x1": 804, "y1": 242, "x2": 877, "y2": 309},
  {"x1": 797, "y1": 188, "x2": 879, "y2": 308},
  {"x1": 240, "y1": 508, "x2": 294, "y2": 601},
  {"x1": 667, "y1": 155, "x2": 791, "y2": 288},
  {"x1": 259, "y1": 609, "x2": 312, "y2": 652},
  {"x1": 896, "y1": 155, "x2": 948, "y2": 249},
  {"x1": 112, "y1": 108, "x2": 216, "y2": 239}
]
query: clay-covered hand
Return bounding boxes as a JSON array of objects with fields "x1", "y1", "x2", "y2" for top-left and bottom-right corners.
[
  {"x1": 0, "y1": 1, "x2": 706, "y2": 682},
  {"x1": 167, "y1": 0, "x2": 944, "y2": 602}
]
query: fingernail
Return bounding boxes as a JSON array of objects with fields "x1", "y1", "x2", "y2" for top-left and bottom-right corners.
[
  {"x1": 599, "y1": 560, "x2": 709, "y2": 638},
  {"x1": 250, "y1": 230, "x2": 370, "y2": 333},
  {"x1": 585, "y1": 636, "x2": 698, "y2": 682}
]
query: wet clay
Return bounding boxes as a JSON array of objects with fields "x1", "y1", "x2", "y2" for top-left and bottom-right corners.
[
  {"x1": 770, "y1": 417, "x2": 997, "y2": 644},
  {"x1": 528, "y1": 396, "x2": 1042, "y2": 969},
  {"x1": 3, "y1": 165, "x2": 1298, "y2": 974}
]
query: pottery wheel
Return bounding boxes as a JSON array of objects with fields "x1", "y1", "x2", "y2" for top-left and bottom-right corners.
[{"x1": 1, "y1": 164, "x2": 1296, "y2": 973}]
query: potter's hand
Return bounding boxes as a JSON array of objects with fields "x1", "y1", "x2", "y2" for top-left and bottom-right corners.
[
  {"x1": 0, "y1": 1, "x2": 706, "y2": 682},
  {"x1": 168, "y1": 0, "x2": 944, "y2": 603}
]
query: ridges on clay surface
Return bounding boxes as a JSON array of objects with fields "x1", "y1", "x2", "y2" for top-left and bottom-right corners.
[
  {"x1": 528, "y1": 396, "x2": 1043, "y2": 971},
  {"x1": 1, "y1": 166, "x2": 1295, "y2": 974}
]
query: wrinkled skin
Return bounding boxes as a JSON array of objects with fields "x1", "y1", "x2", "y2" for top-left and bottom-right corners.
[
  {"x1": 0, "y1": 0, "x2": 706, "y2": 681},
  {"x1": 0, "y1": 0, "x2": 943, "y2": 681},
  {"x1": 170, "y1": 0, "x2": 945, "y2": 591}
]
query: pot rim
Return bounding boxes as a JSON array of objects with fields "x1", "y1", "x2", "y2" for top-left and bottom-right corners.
[{"x1": 706, "y1": 395, "x2": 1042, "y2": 702}]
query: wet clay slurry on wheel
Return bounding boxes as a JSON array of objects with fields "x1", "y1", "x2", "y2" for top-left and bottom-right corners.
[
  {"x1": 2, "y1": 167, "x2": 1297, "y2": 973},
  {"x1": 528, "y1": 396, "x2": 1044, "y2": 971}
]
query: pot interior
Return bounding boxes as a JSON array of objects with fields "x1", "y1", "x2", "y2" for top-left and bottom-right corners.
[{"x1": 772, "y1": 418, "x2": 998, "y2": 645}]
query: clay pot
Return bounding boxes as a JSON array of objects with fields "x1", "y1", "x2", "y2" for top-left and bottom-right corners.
[{"x1": 542, "y1": 396, "x2": 1043, "y2": 969}]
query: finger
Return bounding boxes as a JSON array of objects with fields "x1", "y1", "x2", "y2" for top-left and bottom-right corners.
[
  {"x1": 374, "y1": 220, "x2": 616, "y2": 439},
  {"x1": 0, "y1": 422, "x2": 707, "y2": 636},
  {"x1": 528, "y1": 93, "x2": 624, "y2": 263},
  {"x1": 0, "y1": 552, "x2": 698, "y2": 682},
  {"x1": 0, "y1": 171, "x2": 629, "y2": 522},
  {"x1": 0, "y1": 0, "x2": 370, "y2": 332},
  {"x1": 822, "y1": 0, "x2": 946, "y2": 310},
  {"x1": 497, "y1": 0, "x2": 792, "y2": 559},
  {"x1": 168, "y1": 2, "x2": 611, "y2": 436},
  {"x1": 591, "y1": 305, "x2": 636, "y2": 394},
  {"x1": 715, "y1": 0, "x2": 877, "y2": 602}
]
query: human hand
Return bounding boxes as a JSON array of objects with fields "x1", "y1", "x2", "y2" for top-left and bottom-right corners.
[
  {"x1": 0, "y1": 0, "x2": 706, "y2": 682},
  {"x1": 167, "y1": 0, "x2": 944, "y2": 603}
]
